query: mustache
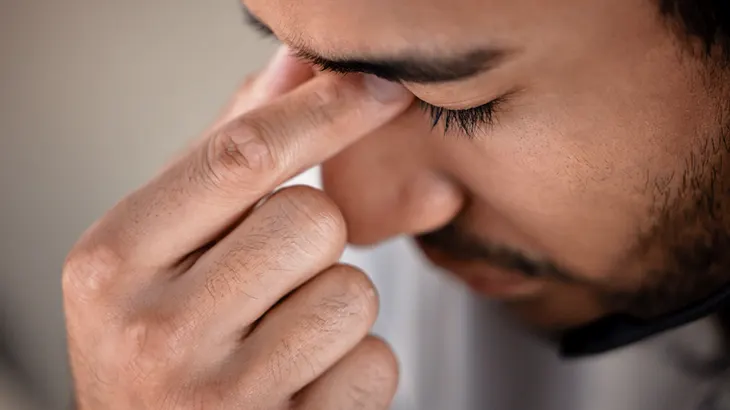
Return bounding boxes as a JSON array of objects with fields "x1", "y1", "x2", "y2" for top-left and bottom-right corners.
[{"x1": 415, "y1": 222, "x2": 574, "y2": 281}]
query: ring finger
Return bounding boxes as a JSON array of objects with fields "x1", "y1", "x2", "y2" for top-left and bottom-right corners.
[
  {"x1": 227, "y1": 264, "x2": 380, "y2": 407},
  {"x1": 293, "y1": 335, "x2": 399, "y2": 410}
]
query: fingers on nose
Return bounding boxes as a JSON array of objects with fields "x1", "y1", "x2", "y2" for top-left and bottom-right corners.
[{"x1": 339, "y1": 171, "x2": 464, "y2": 245}]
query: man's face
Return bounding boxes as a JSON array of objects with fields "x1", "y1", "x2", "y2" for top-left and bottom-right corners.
[{"x1": 244, "y1": 0, "x2": 730, "y2": 330}]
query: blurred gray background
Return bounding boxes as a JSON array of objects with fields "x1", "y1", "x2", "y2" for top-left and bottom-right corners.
[{"x1": 0, "y1": 1, "x2": 273, "y2": 407}]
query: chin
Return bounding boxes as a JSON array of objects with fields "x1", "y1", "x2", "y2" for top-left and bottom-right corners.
[{"x1": 502, "y1": 285, "x2": 610, "y2": 330}]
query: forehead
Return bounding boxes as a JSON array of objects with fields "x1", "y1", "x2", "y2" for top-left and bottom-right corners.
[
  {"x1": 243, "y1": 0, "x2": 672, "y2": 109},
  {"x1": 243, "y1": 0, "x2": 621, "y2": 56},
  {"x1": 242, "y1": 0, "x2": 666, "y2": 80}
]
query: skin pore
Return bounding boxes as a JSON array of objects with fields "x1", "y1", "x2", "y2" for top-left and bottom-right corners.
[{"x1": 242, "y1": 0, "x2": 730, "y2": 330}]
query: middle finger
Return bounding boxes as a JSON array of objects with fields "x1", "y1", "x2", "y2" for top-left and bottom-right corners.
[{"x1": 159, "y1": 185, "x2": 347, "y2": 344}]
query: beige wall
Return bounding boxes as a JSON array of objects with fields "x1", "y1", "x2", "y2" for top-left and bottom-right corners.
[{"x1": 0, "y1": 1, "x2": 273, "y2": 406}]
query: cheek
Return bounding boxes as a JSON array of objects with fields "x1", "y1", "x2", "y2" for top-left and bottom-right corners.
[
  {"x1": 507, "y1": 282, "x2": 608, "y2": 329},
  {"x1": 435, "y1": 106, "x2": 665, "y2": 281}
]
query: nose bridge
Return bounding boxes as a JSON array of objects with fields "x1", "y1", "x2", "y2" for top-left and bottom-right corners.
[{"x1": 322, "y1": 123, "x2": 464, "y2": 245}]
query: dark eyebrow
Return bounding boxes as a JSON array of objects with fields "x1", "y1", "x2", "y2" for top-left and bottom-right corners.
[
  {"x1": 242, "y1": 4, "x2": 275, "y2": 37},
  {"x1": 291, "y1": 48, "x2": 508, "y2": 85},
  {"x1": 242, "y1": 5, "x2": 510, "y2": 84}
]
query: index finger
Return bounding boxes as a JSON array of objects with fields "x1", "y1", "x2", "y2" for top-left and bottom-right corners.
[{"x1": 79, "y1": 70, "x2": 413, "y2": 274}]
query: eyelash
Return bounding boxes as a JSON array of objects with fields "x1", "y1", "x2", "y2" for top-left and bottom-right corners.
[
  {"x1": 292, "y1": 52, "x2": 503, "y2": 138},
  {"x1": 418, "y1": 98, "x2": 504, "y2": 138}
]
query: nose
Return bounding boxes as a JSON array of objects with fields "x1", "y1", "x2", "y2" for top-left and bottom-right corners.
[{"x1": 321, "y1": 122, "x2": 464, "y2": 245}]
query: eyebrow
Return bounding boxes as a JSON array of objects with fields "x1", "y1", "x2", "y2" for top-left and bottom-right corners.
[{"x1": 242, "y1": 5, "x2": 510, "y2": 84}]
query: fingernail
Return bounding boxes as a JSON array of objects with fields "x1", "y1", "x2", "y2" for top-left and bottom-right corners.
[{"x1": 363, "y1": 75, "x2": 411, "y2": 103}]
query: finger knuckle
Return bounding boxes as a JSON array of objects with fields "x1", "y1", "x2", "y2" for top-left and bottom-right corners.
[
  {"x1": 201, "y1": 117, "x2": 280, "y2": 193},
  {"x1": 202, "y1": 256, "x2": 251, "y2": 308},
  {"x1": 156, "y1": 384, "x2": 204, "y2": 410},
  {"x1": 265, "y1": 338, "x2": 298, "y2": 386},
  {"x1": 309, "y1": 77, "x2": 346, "y2": 110},
  {"x1": 142, "y1": 377, "x2": 210, "y2": 410},
  {"x1": 359, "y1": 336, "x2": 399, "y2": 385},
  {"x1": 203, "y1": 264, "x2": 236, "y2": 305},
  {"x1": 316, "y1": 265, "x2": 379, "y2": 330},
  {"x1": 296, "y1": 78, "x2": 355, "y2": 130},
  {"x1": 275, "y1": 186, "x2": 347, "y2": 248},
  {"x1": 62, "y1": 238, "x2": 124, "y2": 300},
  {"x1": 121, "y1": 311, "x2": 192, "y2": 374},
  {"x1": 342, "y1": 337, "x2": 399, "y2": 407}
]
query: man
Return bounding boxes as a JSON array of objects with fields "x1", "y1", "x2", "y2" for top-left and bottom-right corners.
[{"x1": 62, "y1": 0, "x2": 730, "y2": 409}]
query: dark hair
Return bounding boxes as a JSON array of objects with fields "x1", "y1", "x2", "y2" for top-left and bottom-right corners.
[
  {"x1": 658, "y1": 2, "x2": 730, "y2": 409},
  {"x1": 659, "y1": 0, "x2": 730, "y2": 63}
]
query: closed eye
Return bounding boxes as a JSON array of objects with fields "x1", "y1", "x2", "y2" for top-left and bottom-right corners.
[
  {"x1": 418, "y1": 97, "x2": 506, "y2": 138},
  {"x1": 292, "y1": 49, "x2": 508, "y2": 138}
]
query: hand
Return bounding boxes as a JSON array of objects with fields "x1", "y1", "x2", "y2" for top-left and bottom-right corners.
[{"x1": 62, "y1": 46, "x2": 413, "y2": 410}]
